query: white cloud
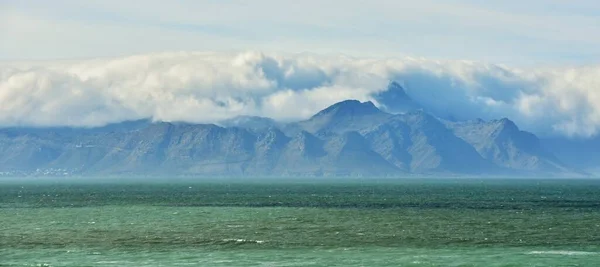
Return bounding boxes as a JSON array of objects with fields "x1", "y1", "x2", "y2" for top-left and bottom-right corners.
[{"x1": 1, "y1": 51, "x2": 600, "y2": 138}]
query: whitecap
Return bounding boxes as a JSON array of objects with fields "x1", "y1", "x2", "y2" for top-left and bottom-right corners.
[
  {"x1": 527, "y1": 250, "x2": 598, "y2": 256},
  {"x1": 221, "y1": 238, "x2": 266, "y2": 244}
]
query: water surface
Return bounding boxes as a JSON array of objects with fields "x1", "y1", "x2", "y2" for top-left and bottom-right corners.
[{"x1": 1, "y1": 178, "x2": 599, "y2": 266}]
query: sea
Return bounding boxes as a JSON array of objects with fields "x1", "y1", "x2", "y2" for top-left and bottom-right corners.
[{"x1": 1, "y1": 178, "x2": 599, "y2": 266}]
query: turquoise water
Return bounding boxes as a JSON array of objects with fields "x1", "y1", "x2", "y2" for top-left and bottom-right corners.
[
  {"x1": 1, "y1": 179, "x2": 599, "y2": 266},
  {"x1": 3, "y1": 247, "x2": 599, "y2": 266}
]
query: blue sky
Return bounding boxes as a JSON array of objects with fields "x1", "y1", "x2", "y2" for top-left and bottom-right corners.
[{"x1": 1, "y1": 0, "x2": 599, "y2": 65}]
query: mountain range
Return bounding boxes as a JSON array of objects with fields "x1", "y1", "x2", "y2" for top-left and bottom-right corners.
[{"x1": 0, "y1": 82, "x2": 592, "y2": 177}]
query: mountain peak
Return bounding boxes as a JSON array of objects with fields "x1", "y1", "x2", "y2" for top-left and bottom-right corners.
[
  {"x1": 388, "y1": 80, "x2": 407, "y2": 92},
  {"x1": 293, "y1": 99, "x2": 390, "y2": 134},
  {"x1": 373, "y1": 80, "x2": 422, "y2": 114},
  {"x1": 381, "y1": 81, "x2": 410, "y2": 100},
  {"x1": 494, "y1": 118, "x2": 519, "y2": 132},
  {"x1": 311, "y1": 100, "x2": 382, "y2": 119}
]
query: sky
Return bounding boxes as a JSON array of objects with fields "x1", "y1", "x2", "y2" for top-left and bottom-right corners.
[
  {"x1": 2, "y1": 0, "x2": 600, "y2": 65},
  {"x1": 1, "y1": 1, "x2": 600, "y2": 138}
]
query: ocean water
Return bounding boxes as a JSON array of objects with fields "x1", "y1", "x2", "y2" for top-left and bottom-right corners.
[{"x1": 1, "y1": 178, "x2": 599, "y2": 266}]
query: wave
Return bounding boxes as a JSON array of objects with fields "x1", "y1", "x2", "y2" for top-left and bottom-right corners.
[
  {"x1": 221, "y1": 238, "x2": 266, "y2": 244},
  {"x1": 526, "y1": 250, "x2": 598, "y2": 256}
]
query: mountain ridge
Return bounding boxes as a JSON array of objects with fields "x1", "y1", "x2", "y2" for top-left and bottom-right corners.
[{"x1": 0, "y1": 97, "x2": 578, "y2": 177}]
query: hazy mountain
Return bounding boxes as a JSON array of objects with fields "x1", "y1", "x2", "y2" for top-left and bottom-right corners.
[
  {"x1": 364, "y1": 112, "x2": 496, "y2": 173},
  {"x1": 446, "y1": 118, "x2": 569, "y2": 173},
  {"x1": 0, "y1": 99, "x2": 577, "y2": 177},
  {"x1": 541, "y1": 136, "x2": 600, "y2": 174},
  {"x1": 273, "y1": 131, "x2": 326, "y2": 175},
  {"x1": 372, "y1": 81, "x2": 422, "y2": 114},
  {"x1": 218, "y1": 116, "x2": 280, "y2": 131},
  {"x1": 319, "y1": 131, "x2": 400, "y2": 175},
  {"x1": 287, "y1": 100, "x2": 391, "y2": 135},
  {"x1": 245, "y1": 127, "x2": 290, "y2": 174}
]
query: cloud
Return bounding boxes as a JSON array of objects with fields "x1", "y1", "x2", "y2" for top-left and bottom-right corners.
[{"x1": 1, "y1": 51, "x2": 599, "y2": 138}]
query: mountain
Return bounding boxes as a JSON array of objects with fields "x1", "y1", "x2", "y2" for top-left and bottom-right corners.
[
  {"x1": 363, "y1": 112, "x2": 495, "y2": 173},
  {"x1": 318, "y1": 131, "x2": 400, "y2": 175},
  {"x1": 446, "y1": 118, "x2": 569, "y2": 173},
  {"x1": 218, "y1": 116, "x2": 280, "y2": 131},
  {"x1": 288, "y1": 100, "x2": 391, "y2": 134},
  {"x1": 372, "y1": 81, "x2": 422, "y2": 114},
  {"x1": 541, "y1": 136, "x2": 600, "y2": 174},
  {"x1": 273, "y1": 131, "x2": 326, "y2": 175},
  {"x1": 0, "y1": 99, "x2": 577, "y2": 177},
  {"x1": 246, "y1": 127, "x2": 290, "y2": 174}
]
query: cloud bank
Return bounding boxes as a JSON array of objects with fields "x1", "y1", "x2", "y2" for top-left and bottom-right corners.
[{"x1": 1, "y1": 51, "x2": 599, "y2": 138}]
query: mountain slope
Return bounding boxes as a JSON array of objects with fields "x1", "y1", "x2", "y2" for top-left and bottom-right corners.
[
  {"x1": 319, "y1": 131, "x2": 401, "y2": 175},
  {"x1": 446, "y1": 119, "x2": 568, "y2": 173},
  {"x1": 289, "y1": 100, "x2": 391, "y2": 135},
  {"x1": 541, "y1": 136, "x2": 600, "y2": 174},
  {"x1": 273, "y1": 131, "x2": 326, "y2": 175},
  {"x1": 218, "y1": 116, "x2": 280, "y2": 131},
  {"x1": 372, "y1": 81, "x2": 422, "y2": 114},
  {"x1": 363, "y1": 112, "x2": 495, "y2": 173}
]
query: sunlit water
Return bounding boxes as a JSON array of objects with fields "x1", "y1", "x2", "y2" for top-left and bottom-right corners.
[{"x1": 1, "y1": 179, "x2": 599, "y2": 266}]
